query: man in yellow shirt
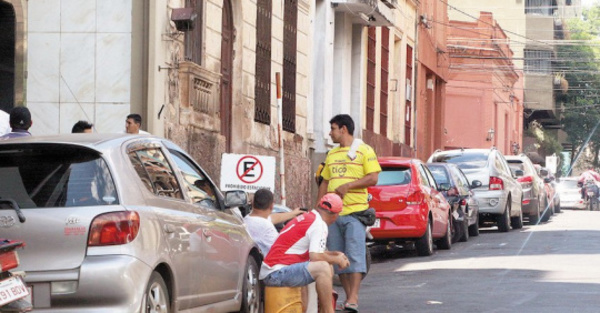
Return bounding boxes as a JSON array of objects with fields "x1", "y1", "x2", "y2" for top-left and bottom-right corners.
[{"x1": 317, "y1": 114, "x2": 380, "y2": 312}]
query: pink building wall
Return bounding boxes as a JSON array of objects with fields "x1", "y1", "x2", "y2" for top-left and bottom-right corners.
[{"x1": 444, "y1": 12, "x2": 523, "y2": 156}]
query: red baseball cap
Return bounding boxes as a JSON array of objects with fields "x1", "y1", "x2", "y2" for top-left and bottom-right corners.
[{"x1": 318, "y1": 193, "x2": 343, "y2": 213}]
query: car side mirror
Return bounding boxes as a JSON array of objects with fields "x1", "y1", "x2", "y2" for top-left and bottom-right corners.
[
  {"x1": 438, "y1": 183, "x2": 451, "y2": 192},
  {"x1": 514, "y1": 169, "x2": 524, "y2": 177},
  {"x1": 577, "y1": 181, "x2": 583, "y2": 188},
  {"x1": 543, "y1": 177, "x2": 551, "y2": 184},
  {"x1": 224, "y1": 190, "x2": 248, "y2": 208},
  {"x1": 471, "y1": 180, "x2": 482, "y2": 188}
]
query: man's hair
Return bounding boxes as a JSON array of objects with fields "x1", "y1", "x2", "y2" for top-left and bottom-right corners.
[
  {"x1": 71, "y1": 120, "x2": 93, "y2": 133},
  {"x1": 127, "y1": 113, "x2": 142, "y2": 125},
  {"x1": 329, "y1": 114, "x2": 354, "y2": 135},
  {"x1": 252, "y1": 189, "x2": 274, "y2": 210},
  {"x1": 9, "y1": 106, "x2": 31, "y2": 130}
]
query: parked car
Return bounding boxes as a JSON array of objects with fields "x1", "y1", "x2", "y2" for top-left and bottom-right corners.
[
  {"x1": 427, "y1": 148, "x2": 524, "y2": 232},
  {"x1": 505, "y1": 154, "x2": 547, "y2": 224},
  {"x1": 557, "y1": 177, "x2": 586, "y2": 210},
  {"x1": 0, "y1": 134, "x2": 262, "y2": 312},
  {"x1": 367, "y1": 157, "x2": 452, "y2": 256},
  {"x1": 426, "y1": 163, "x2": 481, "y2": 242}
]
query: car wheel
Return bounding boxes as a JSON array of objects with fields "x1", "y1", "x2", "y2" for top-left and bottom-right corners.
[
  {"x1": 459, "y1": 214, "x2": 469, "y2": 242},
  {"x1": 497, "y1": 199, "x2": 511, "y2": 232},
  {"x1": 415, "y1": 221, "x2": 434, "y2": 256},
  {"x1": 555, "y1": 199, "x2": 561, "y2": 213},
  {"x1": 529, "y1": 198, "x2": 540, "y2": 225},
  {"x1": 468, "y1": 213, "x2": 480, "y2": 237},
  {"x1": 143, "y1": 272, "x2": 170, "y2": 313},
  {"x1": 436, "y1": 216, "x2": 452, "y2": 250},
  {"x1": 541, "y1": 197, "x2": 551, "y2": 222},
  {"x1": 511, "y1": 206, "x2": 523, "y2": 229},
  {"x1": 241, "y1": 257, "x2": 261, "y2": 313}
]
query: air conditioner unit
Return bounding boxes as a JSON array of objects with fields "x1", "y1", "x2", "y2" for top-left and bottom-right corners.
[{"x1": 381, "y1": 0, "x2": 398, "y2": 9}]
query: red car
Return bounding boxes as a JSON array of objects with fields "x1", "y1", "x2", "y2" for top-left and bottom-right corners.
[{"x1": 367, "y1": 157, "x2": 452, "y2": 256}]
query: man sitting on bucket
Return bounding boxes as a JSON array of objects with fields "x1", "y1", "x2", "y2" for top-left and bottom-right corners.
[{"x1": 259, "y1": 193, "x2": 350, "y2": 313}]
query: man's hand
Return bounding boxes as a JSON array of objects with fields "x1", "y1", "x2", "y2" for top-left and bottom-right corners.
[
  {"x1": 335, "y1": 183, "x2": 351, "y2": 199},
  {"x1": 328, "y1": 251, "x2": 349, "y2": 269}
]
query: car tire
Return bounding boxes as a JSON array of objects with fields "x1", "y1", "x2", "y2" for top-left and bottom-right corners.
[
  {"x1": 143, "y1": 272, "x2": 170, "y2": 313},
  {"x1": 529, "y1": 198, "x2": 541, "y2": 225},
  {"x1": 541, "y1": 197, "x2": 551, "y2": 222},
  {"x1": 436, "y1": 216, "x2": 452, "y2": 250},
  {"x1": 415, "y1": 221, "x2": 434, "y2": 256},
  {"x1": 555, "y1": 200, "x2": 561, "y2": 213},
  {"x1": 497, "y1": 199, "x2": 511, "y2": 232},
  {"x1": 468, "y1": 213, "x2": 480, "y2": 237},
  {"x1": 241, "y1": 257, "x2": 261, "y2": 313},
  {"x1": 511, "y1": 206, "x2": 523, "y2": 229}
]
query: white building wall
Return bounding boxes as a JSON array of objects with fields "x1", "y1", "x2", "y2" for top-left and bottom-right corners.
[{"x1": 27, "y1": 0, "x2": 133, "y2": 135}]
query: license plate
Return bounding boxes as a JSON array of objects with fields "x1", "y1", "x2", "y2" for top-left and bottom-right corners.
[
  {"x1": 372, "y1": 218, "x2": 380, "y2": 228},
  {"x1": 0, "y1": 276, "x2": 29, "y2": 306}
]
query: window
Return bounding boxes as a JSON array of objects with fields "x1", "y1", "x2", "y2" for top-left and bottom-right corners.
[
  {"x1": 254, "y1": 0, "x2": 272, "y2": 124},
  {"x1": 0, "y1": 145, "x2": 118, "y2": 208},
  {"x1": 128, "y1": 149, "x2": 183, "y2": 200},
  {"x1": 525, "y1": 50, "x2": 552, "y2": 74},
  {"x1": 366, "y1": 27, "x2": 376, "y2": 132},
  {"x1": 428, "y1": 166, "x2": 450, "y2": 185},
  {"x1": 169, "y1": 150, "x2": 220, "y2": 210},
  {"x1": 418, "y1": 164, "x2": 433, "y2": 188},
  {"x1": 380, "y1": 27, "x2": 389, "y2": 136},
  {"x1": 184, "y1": 0, "x2": 203, "y2": 64},
  {"x1": 282, "y1": 0, "x2": 297, "y2": 132},
  {"x1": 525, "y1": 0, "x2": 555, "y2": 16},
  {"x1": 376, "y1": 167, "x2": 412, "y2": 186},
  {"x1": 405, "y1": 45, "x2": 413, "y2": 145}
]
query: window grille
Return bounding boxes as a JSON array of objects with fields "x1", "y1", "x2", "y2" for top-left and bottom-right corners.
[
  {"x1": 254, "y1": 0, "x2": 272, "y2": 124},
  {"x1": 282, "y1": 0, "x2": 297, "y2": 133},
  {"x1": 366, "y1": 27, "x2": 376, "y2": 132},
  {"x1": 380, "y1": 27, "x2": 389, "y2": 137},
  {"x1": 524, "y1": 49, "x2": 552, "y2": 74}
]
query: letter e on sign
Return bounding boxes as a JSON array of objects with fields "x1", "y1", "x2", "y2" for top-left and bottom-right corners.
[{"x1": 236, "y1": 156, "x2": 263, "y2": 184}]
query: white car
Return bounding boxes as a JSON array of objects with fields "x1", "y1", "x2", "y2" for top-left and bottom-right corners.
[{"x1": 557, "y1": 177, "x2": 586, "y2": 210}]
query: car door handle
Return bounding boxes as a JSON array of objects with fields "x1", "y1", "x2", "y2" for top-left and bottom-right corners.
[{"x1": 163, "y1": 223, "x2": 176, "y2": 234}]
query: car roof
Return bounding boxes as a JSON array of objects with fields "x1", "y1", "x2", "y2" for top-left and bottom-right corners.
[
  {"x1": 0, "y1": 133, "x2": 156, "y2": 151},
  {"x1": 433, "y1": 148, "x2": 492, "y2": 155},
  {"x1": 378, "y1": 156, "x2": 415, "y2": 166}
]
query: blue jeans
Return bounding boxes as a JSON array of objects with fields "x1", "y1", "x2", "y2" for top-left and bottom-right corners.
[
  {"x1": 262, "y1": 262, "x2": 314, "y2": 287},
  {"x1": 327, "y1": 214, "x2": 366, "y2": 274}
]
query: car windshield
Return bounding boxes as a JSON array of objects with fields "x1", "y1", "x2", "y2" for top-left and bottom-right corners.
[
  {"x1": 0, "y1": 144, "x2": 119, "y2": 208},
  {"x1": 431, "y1": 152, "x2": 488, "y2": 169},
  {"x1": 377, "y1": 167, "x2": 411, "y2": 186}
]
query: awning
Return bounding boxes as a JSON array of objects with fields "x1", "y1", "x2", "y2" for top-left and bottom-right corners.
[{"x1": 331, "y1": 0, "x2": 394, "y2": 26}]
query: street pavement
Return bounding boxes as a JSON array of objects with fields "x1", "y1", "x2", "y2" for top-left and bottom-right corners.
[{"x1": 339, "y1": 210, "x2": 600, "y2": 313}]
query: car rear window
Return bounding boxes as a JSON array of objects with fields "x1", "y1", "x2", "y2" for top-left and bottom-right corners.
[
  {"x1": 431, "y1": 152, "x2": 488, "y2": 169},
  {"x1": 427, "y1": 166, "x2": 450, "y2": 185},
  {"x1": 559, "y1": 180, "x2": 579, "y2": 189},
  {"x1": 376, "y1": 167, "x2": 411, "y2": 186},
  {"x1": 507, "y1": 160, "x2": 534, "y2": 176},
  {"x1": 0, "y1": 144, "x2": 119, "y2": 208}
]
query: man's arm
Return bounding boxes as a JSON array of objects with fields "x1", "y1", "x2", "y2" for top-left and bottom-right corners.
[
  {"x1": 270, "y1": 207, "x2": 303, "y2": 225},
  {"x1": 309, "y1": 251, "x2": 349, "y2": 269},
  {"x1": 334, "y1": 172, "x2": 379, "y2": 199},
  {"x1": 316, "y1": 179, "x2": 329, "y2": 206}
]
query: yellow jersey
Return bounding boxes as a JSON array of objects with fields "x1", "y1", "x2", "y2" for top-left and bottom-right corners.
[{"x1": 321, "y1": 143, "x2": 381, "y2": 215}]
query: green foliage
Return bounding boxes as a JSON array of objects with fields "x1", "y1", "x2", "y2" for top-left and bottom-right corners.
[
  {"x1": 527, "y1": 121, "x2": 563, "y2": 158},
  {"x1": 560, "y1": 5, "x2": 600, "y2": 167}
]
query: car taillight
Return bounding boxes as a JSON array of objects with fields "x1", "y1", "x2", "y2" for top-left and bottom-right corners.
[
  {"x1": 406, "y1": 191, "x2": 424, "y2": 205},
  {"x1": 88, "y1": 211, "x2": 140, "y2": 246},
  {"x1": 0, "y1": 251, "x2": 19, "y2": 271},
  {"x1": 489, "y1": 176, "x2": 504, "y2": 190},
  {"x1": 460, "y1": 199, "x2": 467, "y2": 206},
  {"x1": 517, "y1": 176, "x2": 533, "y2": 183}
]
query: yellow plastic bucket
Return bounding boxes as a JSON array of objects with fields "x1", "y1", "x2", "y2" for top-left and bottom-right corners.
[{"x1": 264, "y1": 286, "x2": 302, "y2": 313}]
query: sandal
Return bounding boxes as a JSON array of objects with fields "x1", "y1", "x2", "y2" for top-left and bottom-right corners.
[
  {"x1": 335, "y1": 301, "x2": 346, "y2": 311},
  {"x1": 344, "y1": 302, "x2": 359, "y2": 313}
]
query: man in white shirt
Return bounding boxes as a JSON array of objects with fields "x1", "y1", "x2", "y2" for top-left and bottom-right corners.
[
  {"x1": 0, "y1": 109, "x2": 10, "y2": 136},
  {"x1": 125, "y1": 113, "x2": 150, "y2": 134},
  {"x1": 260, "y1": 193, "x2": 349, "y2": 313},
  {"x1": 243, "y1": 189, "x2": 302, "y2": 256}
]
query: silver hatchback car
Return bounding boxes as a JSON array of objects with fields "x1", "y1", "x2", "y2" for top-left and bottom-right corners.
[
  {"x1": 428, "y1": 148, "x2": 523, "y2": 232},
  {"x1": 0, "y1": 134, "x2": 262, "y2": 312}
]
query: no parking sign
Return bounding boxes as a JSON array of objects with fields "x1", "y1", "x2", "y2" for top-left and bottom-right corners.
[{"x1": 220, "y1": 153, "x2": 276, "y2": 193}]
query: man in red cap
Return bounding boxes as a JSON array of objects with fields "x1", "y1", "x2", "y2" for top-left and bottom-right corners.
[{"x1": 260, "y1": 193, "x2": 349, "y2": 313}]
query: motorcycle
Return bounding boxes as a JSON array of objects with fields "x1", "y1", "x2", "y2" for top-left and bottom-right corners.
[
  {"x1": 585, "y1": 180, "x2": 600, "y2": 211},
  {"x1": 0, "y1": 239, "x2": 32, "y2": 312}
]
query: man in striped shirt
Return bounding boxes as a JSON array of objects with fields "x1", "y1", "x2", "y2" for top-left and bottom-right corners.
[
  {"x1": 259, "y1": 193, "x2": 349, "y2": 313},
  {"x1": 317, "y1": 114, "x2": 381, "y2": 312}
]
